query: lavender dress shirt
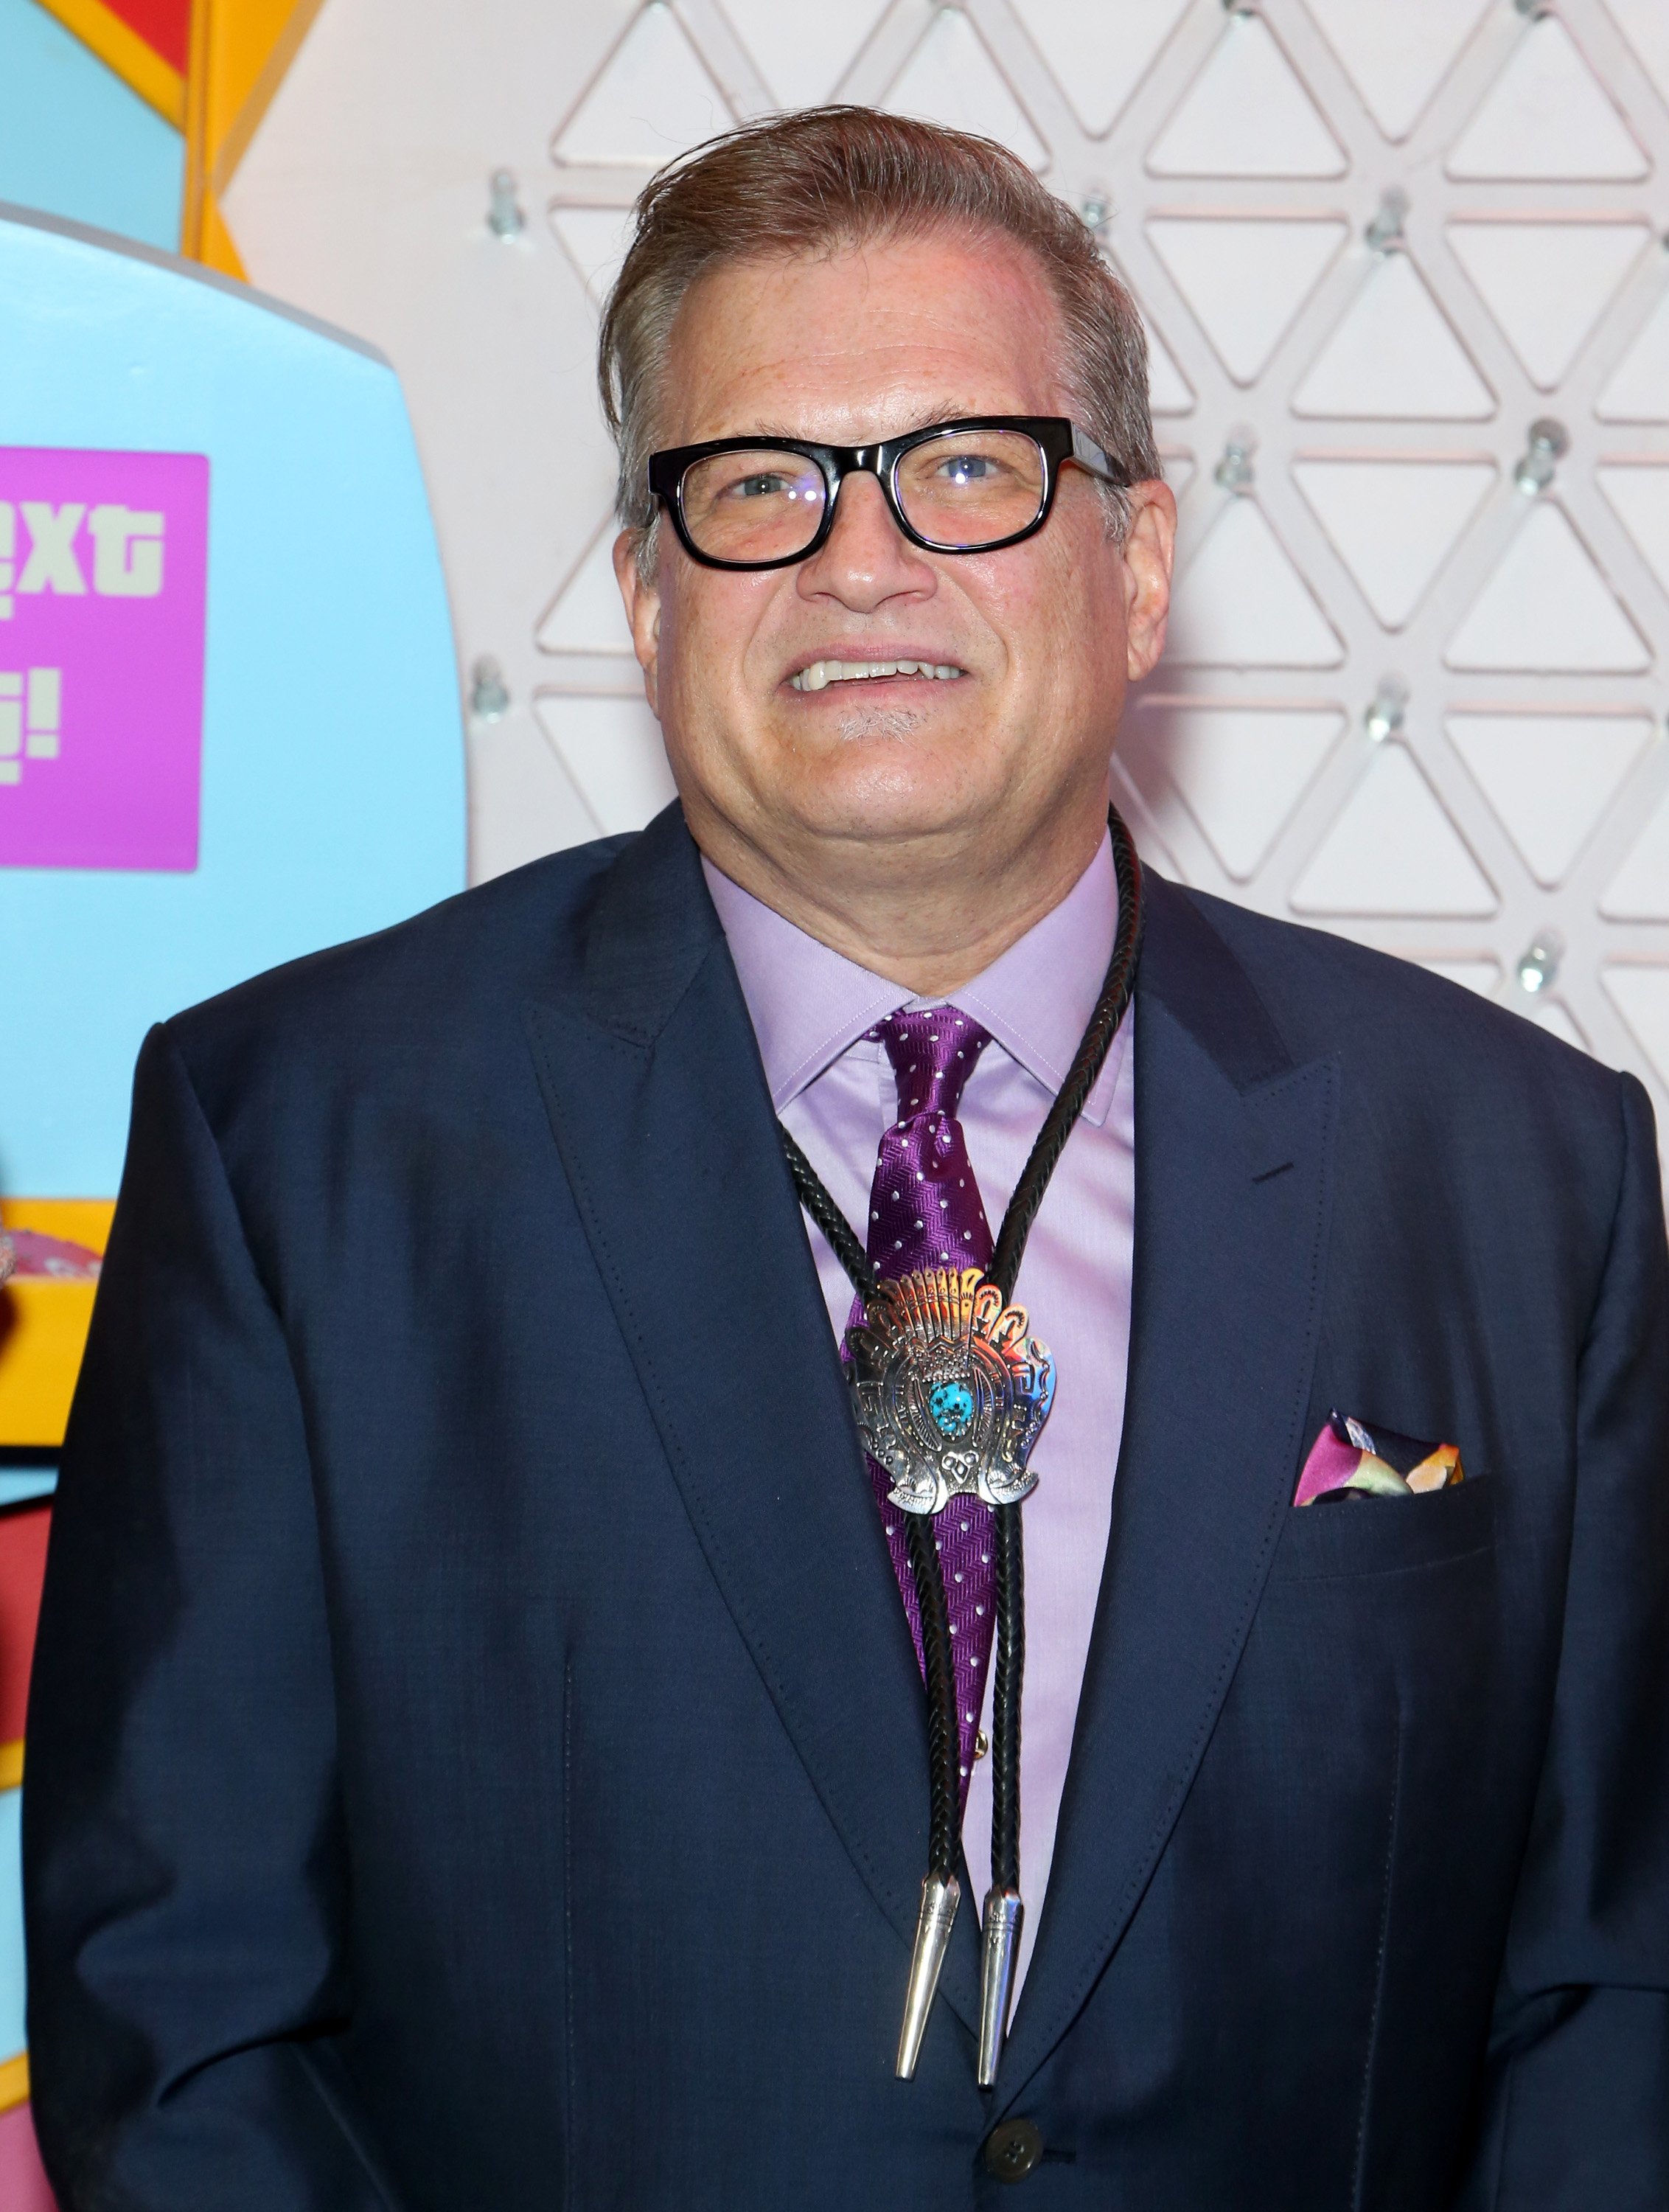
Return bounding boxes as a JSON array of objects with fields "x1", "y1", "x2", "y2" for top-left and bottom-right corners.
[{"x1": 703, "y1": 837, "x2": 1135, "y2": 1997}]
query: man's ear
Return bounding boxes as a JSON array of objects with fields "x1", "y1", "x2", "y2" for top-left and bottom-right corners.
[
  {"x1": 613, "y1": 529, "x2": 662, "y2": 714},
  {"x1": 1121, "y1": 482, "x2": 1177, "y2": 684}
]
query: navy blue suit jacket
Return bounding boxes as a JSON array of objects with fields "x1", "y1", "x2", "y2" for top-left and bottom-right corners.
[{"x1": 24, "y1": 804, "x2": 1669, "y2": 2208}]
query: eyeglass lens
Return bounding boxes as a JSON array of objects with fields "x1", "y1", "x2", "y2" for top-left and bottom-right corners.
[{"x1": 679, "y1": 428, "x2": 1049, "y2": 563}]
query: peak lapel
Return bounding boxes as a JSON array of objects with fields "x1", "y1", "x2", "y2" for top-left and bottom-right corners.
[
  {"x1": 998, "y1": 878, "x2": 1339, "y2": 2100},
  {"x1": 523, "y1": 808, "x2": 981, "y2": 2033}
]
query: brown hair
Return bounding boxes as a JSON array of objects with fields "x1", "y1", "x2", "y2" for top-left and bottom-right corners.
[{"x1": 597, "y1": 107, "x2": 1160, "y2": 555}]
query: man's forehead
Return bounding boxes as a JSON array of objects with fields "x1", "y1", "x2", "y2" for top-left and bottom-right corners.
[{"x1": 663, "y1": 239, "x2": 1070, "y2": 444}]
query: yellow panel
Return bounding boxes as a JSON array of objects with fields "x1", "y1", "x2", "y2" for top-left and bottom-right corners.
[
  {"x1": 0, "y1": 2051, "x2": 27, "y2": 2115},
  {"x1": 0, "y1": 1745, "x2": 20, "y2": 1794},
  {"x1": 182, "y1": 0, "x2": 326, "y2": 262},
  {"x1": 32, "y1": 0, "x2": 187, "y2": 128},
  {"x1": 196, "y1": 187, "x2": 248, "y2": 280},
  {"x1": 0, "y1": 1203, "x2": 114, "y2": 1450},
  {"x1": 207, "y1": 0, "x2": 328, "y2": 191}
]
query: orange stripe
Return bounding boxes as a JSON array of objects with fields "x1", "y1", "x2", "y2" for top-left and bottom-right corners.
[
  {"x1": 32, "y1": 0, "x2": 186, "y2": 128},
  {"x1": 0, "y1": 2051, "x2": 29, "y2": 2115},
  {"x1": 181, "y1": 0, "x2": 326, "y2": 271},
  {"x1": 207, "y1": 0, "x2": 327, "y2": 200},
  {"x1": 0, "y1": 1742, "x2": 21, "y2": 1792}
]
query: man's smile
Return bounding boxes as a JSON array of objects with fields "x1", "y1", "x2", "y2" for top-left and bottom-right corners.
[{"x1": 787, "y1": 657, "x2": 969, "y2": 693}]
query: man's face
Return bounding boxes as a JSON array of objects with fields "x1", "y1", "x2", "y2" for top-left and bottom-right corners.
[{"x1": 615, "y1": 229, "x2": 1174, "y2": 880}]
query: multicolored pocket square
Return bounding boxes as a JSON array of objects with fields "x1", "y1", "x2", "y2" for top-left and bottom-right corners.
[{"x1": 1295, "y1": 1410, "x2": 1464, "y2": 1507}]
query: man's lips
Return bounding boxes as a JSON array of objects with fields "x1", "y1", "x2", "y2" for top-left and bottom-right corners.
[{"x1": 785, "y1": 655, "x2": 969, "y2": 694}]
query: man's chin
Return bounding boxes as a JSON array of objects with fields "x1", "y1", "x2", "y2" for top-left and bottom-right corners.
[
  {"x1": 673, "y1": 714, "x2": 1025, "y2": 860},
  {"x1": 767, "y1": 706, "x2": 994, "y2": 809},
  {"x1": 761, "y1": 772, "x2": 1006, "y2": 854}
]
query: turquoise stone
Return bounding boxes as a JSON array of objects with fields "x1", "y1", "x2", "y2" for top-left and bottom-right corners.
[{"x1": 930, "y1": 1380, "x2": 975, "y2": 1437}]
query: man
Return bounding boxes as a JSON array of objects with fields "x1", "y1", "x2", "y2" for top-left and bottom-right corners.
[{"x1": 24, "y1": 108, "x2": 1669, "y2": 2209}]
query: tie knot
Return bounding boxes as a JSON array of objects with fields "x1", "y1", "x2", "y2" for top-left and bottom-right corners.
[{"x1": 875, "y1": 1005, "x2": 991, "y2": 1127}]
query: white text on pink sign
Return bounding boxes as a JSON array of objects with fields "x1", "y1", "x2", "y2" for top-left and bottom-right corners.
[{"x1": 0, "y1": 501, "x2": 165, "y2": 617}]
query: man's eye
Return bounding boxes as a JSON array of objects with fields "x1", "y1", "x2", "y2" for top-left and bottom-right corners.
[
  {"x1": 938, "y1": 454, "x2": 1001, "y2": 485},
  {"x1": 729, "y1": 472, "x2": 796, "y2": 500}
]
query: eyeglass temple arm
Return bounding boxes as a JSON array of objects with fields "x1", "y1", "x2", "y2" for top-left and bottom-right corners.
[{"x1": 1070, "y1": 425, "x2": 1131, "y2": 487}]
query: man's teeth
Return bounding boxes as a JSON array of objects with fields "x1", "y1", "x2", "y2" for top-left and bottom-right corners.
[{"x1": 790, "y1": 659, "x2": 965, "y2": 692}]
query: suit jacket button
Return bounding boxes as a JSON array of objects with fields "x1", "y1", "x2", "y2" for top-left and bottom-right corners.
[{"x1": 982, "y1": 2118, "x2": 1044, "y2": 2181}]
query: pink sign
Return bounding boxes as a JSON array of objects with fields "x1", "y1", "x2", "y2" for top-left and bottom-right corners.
[{"x1": 0, "y1": 447, "x2": 208, "y2": 872}]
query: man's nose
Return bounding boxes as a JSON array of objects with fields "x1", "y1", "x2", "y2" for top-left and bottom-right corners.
[{"x1": 795, "y1": 469, "x2": 935, "y2": 611}]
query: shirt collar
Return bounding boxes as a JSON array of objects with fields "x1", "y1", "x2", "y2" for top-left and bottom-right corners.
[{"x1": 703, "y1": 832, "x2": 1125, "y2": 1128}]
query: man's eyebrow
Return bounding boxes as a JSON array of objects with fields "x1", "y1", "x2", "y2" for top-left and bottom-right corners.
[{"x1": 741, "y1": 403, "x2": 998, "y2": 443}]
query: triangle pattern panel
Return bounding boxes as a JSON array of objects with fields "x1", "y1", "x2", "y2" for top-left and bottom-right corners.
[
  {"x1": 1603, "y1": 774, "x2": 1669, "y2": 919},
  {"x1": 1146, "y1": 13, "x2": 1346, "y2": 178},
  {"x1": 1162, "y1": 451, "x2": 1196, "y2": 499},
  {"x1": 1135, "y1": 702, "x2": 1343, "y2": 877},
  {"x1": 1146, "y1": 215, "x2": 1348, "y2": 385},
  {"x1": 549, "y1": 206, "x2": 636, "y2": 309},
  {"x1": 1016, "y1": 0, "x2": 1191, "y2": 136},
  {"x1": 882, "y1": 7, "x2": 1048, "y2": 170},
  {"x1": 1603, "y1": 0, "x2": 1669, "y2": 108},
  {"x1": 1446, "y1": 503, "x2": 1651, "y2": 672},
  {"x1": 1598, "y1": 288, "x2": 1669, "y2": 422},
  {"x1": 1292, "y1": 458, "x2": 1496, "y2": 627},
  {"x1": 1447, "y1": 220, "x2": 1651, "y2": 390},
  {"x1": 537, "y1": 520, "x2": 635, "y2": 655},
  {"x1": 533, "y1": 693, "x2": 677, "y2": 835},
  {"x1": 468, "y1": 717, "x2": 601, "y2": 887},
  {"x1": 1164, "y1": 498, "x2": 1344, "y2": 669},
  {"x1": 722, "y1": 0, "x2": 891, "y2": 106},
  {"x1": 1291, "y1": 254, "x2": 1494, "y2": 420},
  {"x1": 554, "y1": 2, "x2": 734, "y2": 165},
  {"x1": 1140, "y1": 307, "x2": 1195, "y2": 415},
  {"x1": 1602, "y1": 967, "x2": 1669, "y2": 1083},
  {"x1": 1597, "y1": 463, "x2": 1669, "y2": 605},
  {"x1": 1447, "y1": 712, "x2": 1652, "y2": 886},
  {"x1": 1300, "y1": 0, "x2": 1494, "y2": 142},
  {"x1": 1291, "y1": 745, "x2": 1497, "y2": 917},
  {"x1": 1446, "y1": 17, "x2": 1648, "y2": 181}
]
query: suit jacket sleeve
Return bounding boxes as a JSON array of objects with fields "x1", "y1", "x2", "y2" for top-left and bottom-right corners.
[
  {"x1": 1457, "y1": 1071, "x2": 1669, "y2": 2211},
  {"x1": 22, "y1": 1026, "x2": 397, "y2": 2211}
]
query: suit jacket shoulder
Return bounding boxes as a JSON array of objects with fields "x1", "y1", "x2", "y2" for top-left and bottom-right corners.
[
  {"x1": 163, "y1": 830, "x2": 636, "y2": 1119},
  {"x1": 1163, "y1": 876, "x2": 1628, "y2": 1159}
]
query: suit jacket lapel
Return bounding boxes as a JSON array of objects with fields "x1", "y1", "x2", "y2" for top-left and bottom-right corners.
[
  {"x1": 523, "y1": 806, "x2": 983, "y2": 2032},
  {"x1": 998, "y1": 877, "x2": 1339, "y2": 2100}
]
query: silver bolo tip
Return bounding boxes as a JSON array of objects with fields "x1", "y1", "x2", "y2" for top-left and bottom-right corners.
[
  {"x1": 977, "y1": 1887, "x2": 1025, "y2": 2087},
  {"x1": 896, "y1": 1871, "x2": 960, "y2": 2079}
]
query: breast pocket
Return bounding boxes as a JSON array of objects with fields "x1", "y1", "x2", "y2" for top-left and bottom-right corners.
[{"x1": 1269, "y1": 1475, "x2": 1496, "y2": 1582}]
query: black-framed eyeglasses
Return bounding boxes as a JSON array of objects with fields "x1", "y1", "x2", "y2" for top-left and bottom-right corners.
[{"x1": 647, "y1": 416, "x2": 1131, "y2": 571}]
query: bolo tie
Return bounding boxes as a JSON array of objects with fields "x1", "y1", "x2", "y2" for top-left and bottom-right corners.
[{"x1": 778, "y1": 807, "x2": 1145, "y2": 2089}]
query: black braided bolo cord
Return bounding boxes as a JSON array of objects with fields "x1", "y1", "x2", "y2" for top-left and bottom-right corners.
[
  {"x1": 907, "y1": 1513, "x2": 961, "y2": 1880},
  {"x1": 781, "y1": 1127, "x2": 876, "y2": 1301},
  {"x1": 778, "y1": 808, "x2": 1146, "y2": 1924},
  {"x1": 983, "y1": 809, "x2": 1146, "y2": 1899},
  {"x1": 987, "y1": 807, "x2": 1145, "y2": 1305},
  {"x1": 989, "y1": 1500, "x2": 1024, "y2": 1892}
]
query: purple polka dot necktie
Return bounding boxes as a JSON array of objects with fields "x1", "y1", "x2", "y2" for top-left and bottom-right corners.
[{"x1": 849, "y1": 1005, "x2": 997, "y2": 1804}]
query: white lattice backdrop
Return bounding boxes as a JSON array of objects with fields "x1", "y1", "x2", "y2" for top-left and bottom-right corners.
[{"x1": 223, "y1": 0, "x2": 1669, "y2": 1137}]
